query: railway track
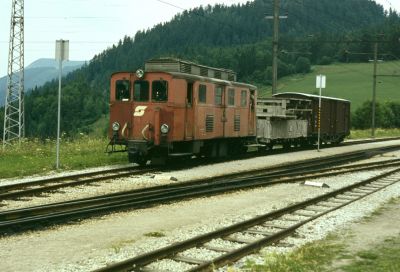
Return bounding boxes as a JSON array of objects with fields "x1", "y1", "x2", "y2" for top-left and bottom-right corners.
[
  {"x1": 0, "y1": 137, "x2": 398, "y2": 201},
  {"x1": 0, "y1": 145, "x2": 399, "y2": 234},
  {"x1": 0, "y1": 166, "x2": 157, "y2": 200},
  {"x1": 94, "y1": 167, "x2": 400, "y2": 272}
]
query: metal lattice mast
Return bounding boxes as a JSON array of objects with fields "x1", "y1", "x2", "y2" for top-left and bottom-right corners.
[{"x1": 3, "y1": 0, "x2": 24, "y2": 147}]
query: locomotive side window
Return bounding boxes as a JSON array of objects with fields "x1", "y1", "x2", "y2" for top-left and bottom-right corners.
[
  {"x1": 198, "y1": 84, "x2": 207, "y2": 103},
  {"x1": 134, "y1": 80, "x2": 149, "y2": 102},
  {"x1": 152, "y1": 80, "x2": 168, "y2": 102},
  {"x1": 215, "y1": 86, "x2": 223, "y2": 105},
  {"x1": 241, "y1": 90, "x2": 247, "y2": 107},
  {"x1": 187, "y1": 82, "x2": 193, "y2": 105},
  {"x1": 228, "y1": 88, "x2": 235, "y2": 106},
  {"x1": 116, "y1": 80, "x2": 130, "y2": 101}
]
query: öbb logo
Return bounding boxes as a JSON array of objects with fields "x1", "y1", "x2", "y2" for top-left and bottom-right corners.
[{"x1": 134, "y1": 106, "x2": 147, "y2": 117}]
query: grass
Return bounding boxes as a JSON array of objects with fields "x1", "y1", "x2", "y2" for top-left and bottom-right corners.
[
  {"x1": 340, "y1": 236, "x2": 400, "y2": 272},
  {"x1": 241, "y1": 237, "x2": 343, "y2": 272},
  {"x1": 348, "y1": 128, "x2": 400, "y2": 139},
  {"x1": 240, "y1": 233, "x2": 400, "y2": 272},
  {"x1": 0, "y1": 136, "x2": 127, "y2": 179},
  {"x1": 258, "y1": 61, "x2": 400, "y2": 111},
  {"x1": 110, "y1": 239, "x2": 137, "y2": 254},
  {"x1": 144, "y1": 231, "x2": 166, "y2": 238}
]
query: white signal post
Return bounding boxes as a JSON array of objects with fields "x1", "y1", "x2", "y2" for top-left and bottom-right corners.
[
  {"x1": 316, "y1": 75, "x2": 326, "y2": 152},
  {"x1": 55, "y1": 40, "x2": 69, "y2": 169}
]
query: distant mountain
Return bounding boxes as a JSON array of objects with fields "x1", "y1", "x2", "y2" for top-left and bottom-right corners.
[{"x1": 0, "y1": 58, "x2": 85, "y2": 106}]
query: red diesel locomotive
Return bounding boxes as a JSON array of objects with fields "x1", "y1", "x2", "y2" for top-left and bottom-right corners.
[{"x1": 107, "y1": 58, "x2": 257, "y2": 165}]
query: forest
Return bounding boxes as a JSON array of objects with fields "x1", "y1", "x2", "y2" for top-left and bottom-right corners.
[{"x1": 1, "y1": 0, "x2": 399, "y2": 139}]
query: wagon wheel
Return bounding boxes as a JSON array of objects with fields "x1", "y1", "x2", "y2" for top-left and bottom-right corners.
[
  {"x1": 128, "y1": 153, "x2": 148, "y2": 166},
  {"x1": 136, "y1": 157, "x2": 148, "y2": 166}
]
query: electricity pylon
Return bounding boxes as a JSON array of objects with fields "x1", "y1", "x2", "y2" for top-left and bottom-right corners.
[{"x1": 3, "y1": 0, "x2": 24, "y2": 147}]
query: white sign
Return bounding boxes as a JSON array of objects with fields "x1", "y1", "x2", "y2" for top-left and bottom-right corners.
[
  {"x1": 55, "y1": 40, "x2": 69, "y2": 61},
  {"x1": 316, "y1": 75, "x2": 326, "y2": 89}
]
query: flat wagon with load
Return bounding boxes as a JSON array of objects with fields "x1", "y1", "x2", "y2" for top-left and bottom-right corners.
[{"x1": 273, "y1": 92, "x2": 350, "y2": 144}]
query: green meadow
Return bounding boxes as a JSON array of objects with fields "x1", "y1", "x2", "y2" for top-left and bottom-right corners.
[
  {"x1": 0, "y1": 137, "x2": 127, "y2": 179},
  {"x1": 260, "y1": 61, "x2": 400, "y2": 111}
]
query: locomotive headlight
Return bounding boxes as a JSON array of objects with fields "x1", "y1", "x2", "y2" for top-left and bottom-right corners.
[
  {"x1": 160, "y1": 124, "x2": 169, "y2": 134},
  {"x1": 112, "y1": 122, "x2": 120, "y2": 132},
  {"x1": 136, "y1": 69, "x2": 144, "y2": 79}
]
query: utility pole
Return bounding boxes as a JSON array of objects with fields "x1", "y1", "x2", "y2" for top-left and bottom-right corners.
[
  {"x1": 266, "y1": 0, "x2": 287, "y2": 95},
  {"x1": 371, "y1": 41, "x2": 378, "y2": 138},
  {"x1": 272, "y1": 0, "x2": 279, "y2": 95},
  {"x1": 55, "y1": 39, "x2": 69, "y2": 169},
  {"x1": 3, "y1": 0, "x2": 24, "y2": 147}
]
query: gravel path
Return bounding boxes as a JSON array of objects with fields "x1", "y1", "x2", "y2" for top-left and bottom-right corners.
[
  {"x1": 0, "y1": 141, "x2": 399, "y2": 271},
  {"x1": 1, "y1": 140, "x2": 400, "y2": 211}
]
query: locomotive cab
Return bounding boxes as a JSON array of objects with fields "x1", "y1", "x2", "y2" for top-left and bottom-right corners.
[{"x1": 108, "y1": 70, "x2": 173, "y2": 165}]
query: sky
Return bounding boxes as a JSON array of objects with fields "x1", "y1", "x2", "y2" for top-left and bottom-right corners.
[{"x1": 0, "y1": 0, "x2": 398, "y2": 77}]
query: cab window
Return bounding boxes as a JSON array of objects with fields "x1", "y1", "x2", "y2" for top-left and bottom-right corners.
[
  {"x1": 134, "y1": 80, "x2": 149, "y2": 102},
  {"x1": 152, "y1": 80, "x2": 168, "y2": 102},
  {"x1": 116, "y1": 80, "x2": 130, "y2": 101}
]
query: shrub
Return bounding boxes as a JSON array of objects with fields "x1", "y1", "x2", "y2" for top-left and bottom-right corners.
[{"x1": 295, "y1": 57, "x2": 311, "y2": 73}]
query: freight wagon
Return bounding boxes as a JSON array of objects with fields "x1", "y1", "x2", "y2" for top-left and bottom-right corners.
[{"x1": 273, "y1": 92, "x2": 350, "y2": 144}]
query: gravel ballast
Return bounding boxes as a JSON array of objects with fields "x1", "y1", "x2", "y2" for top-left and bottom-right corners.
[{"x1": 0, "y1": 141, "x2": 399, "y2": 271}]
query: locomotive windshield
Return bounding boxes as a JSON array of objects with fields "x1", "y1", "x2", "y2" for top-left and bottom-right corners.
[
  {"x1": 134, "y1": 80, "x2": 149, "y2": 102},
  {"x1": 115, "y1": 80, "x2": 130, "y2": 101},
  {"x1": 152, "y1": 80, "x2": 168, "y2": 102}
]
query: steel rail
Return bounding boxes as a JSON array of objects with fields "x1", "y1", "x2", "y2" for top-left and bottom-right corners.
[
  {"x1": 0, "y1": 167, "x2": 157, "y2": 200},
  {"x1": 93, "y1": 168, "x2": 400, "y2": 272}
]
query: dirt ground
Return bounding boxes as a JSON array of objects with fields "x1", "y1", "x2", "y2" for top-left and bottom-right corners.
[{"x1": 329, "y1": 198, "x2": 400, "y2": 269}]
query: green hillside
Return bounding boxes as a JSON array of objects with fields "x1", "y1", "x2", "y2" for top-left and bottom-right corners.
[
  {"x1": 1, "y1": 0, "x2": 399, "y2": 138},
  {"x1": 261, "y1": 61, "x2": 400, "y2": 111}
]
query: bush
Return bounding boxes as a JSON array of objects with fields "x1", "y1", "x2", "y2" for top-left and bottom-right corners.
[
  {"x1": 319, "y1": 56, "x2": 333, "y2": 65},
  {"x1": 352, "y1": 100, "x2": 400, "y2": 129},
  {"x1": 295, "y1": 57, "x2": 311, "y2": 73}
]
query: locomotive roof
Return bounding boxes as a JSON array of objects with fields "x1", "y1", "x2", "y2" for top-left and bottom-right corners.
[
  {"x1": 274, "y1": 92, "x2": 350, "y2": 103},
  {"x1": 169, "y1": 72, "x2": 257, "y2": 90},
  {"x1": 145, "y1": 58, "x2": 237, "y2": 82}
]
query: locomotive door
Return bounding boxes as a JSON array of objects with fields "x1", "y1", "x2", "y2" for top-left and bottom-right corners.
[
  {"x1": 184, "y1": 82, "x2": 194, "y2": 140},
  {"x1": 215, "y1": 85, "x2": 226, "y2": 137},
  {"x1": 248, "y1": 89, "x2": 256, "y2": 135},
  {"x1": 225, "y1": 88, "x2": 236, "y2": 137}
]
